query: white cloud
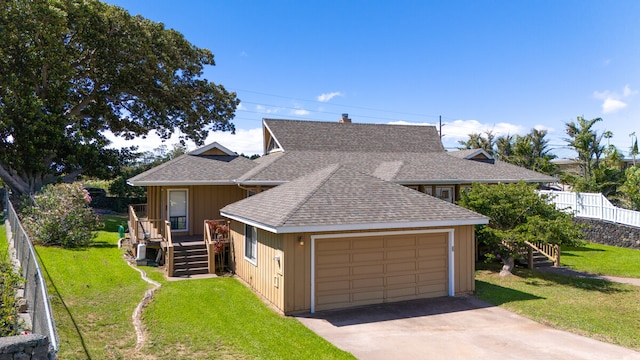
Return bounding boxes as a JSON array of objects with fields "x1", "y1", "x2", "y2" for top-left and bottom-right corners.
[
  {"x1": 623, "y1": 84, "x2": 638, "y2": 97},
  {"x1": 594, "y1": 84, "x2": 637, "y2": 114},
  {"x1": 104, "y1": 127, "x2": 264, "y2": 156},
  {"x1": 202, "y1": 127, "x2": 264, "y2": 156},
  {"x1": 602, "y1": 98, "x2": 627, "y2": 113},
  {"x1": 255, "y1": 104, "x2": 280, "y2": 114},
  {"x1": 317, "y1": 92, "x2": 343, "y2": 102},
  {"x1": 292, "y1": 109, "x2": 310, "y2": 116},
  {"x1": 388, "y1": 119, "x2": 526, "y2": 150}
]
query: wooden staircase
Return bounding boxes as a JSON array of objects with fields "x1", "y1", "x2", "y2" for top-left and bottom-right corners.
[
  {"x1": 171, "y1": 241, "x2": 210, "y2": 277},
  {"x1": 523, "y1": 249, "x2": 555, "y2": 268}
]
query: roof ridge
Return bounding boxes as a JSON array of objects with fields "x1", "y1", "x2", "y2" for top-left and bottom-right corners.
[
  {"x1": 128, "y1": 154, "x2": 189, "y2": 181},
  {"x1": 276, "y1": 164, "x2": 341, "y2": 226}
]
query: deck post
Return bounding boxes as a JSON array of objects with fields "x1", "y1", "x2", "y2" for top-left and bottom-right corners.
[{"x1": 166, "y1": 245, "x2": 174, "y2": 277}]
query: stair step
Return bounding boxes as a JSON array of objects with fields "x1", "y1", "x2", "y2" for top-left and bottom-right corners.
[
  {"x1": 174, "y1": 260, "x2": 209, "y2": 269},
  {"x1": 172, "y1": 267, "x2": 210, "y2": 277}
]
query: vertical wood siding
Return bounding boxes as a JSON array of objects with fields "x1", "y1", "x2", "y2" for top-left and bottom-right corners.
[
  {"x1": 145, "y1": 185, "x2": 245, "y2": 236},
  {"x1": 229, "y1": 221, "x2": 285, "y2": 312}
]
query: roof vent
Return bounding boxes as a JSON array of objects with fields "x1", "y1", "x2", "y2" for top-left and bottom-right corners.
[{"x1": 339, "y1": 113, "x2": 351, "y2": 123}]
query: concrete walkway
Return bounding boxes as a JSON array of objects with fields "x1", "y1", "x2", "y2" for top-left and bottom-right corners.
[
  {"x1": 537, "y1": 266, "x2": 640, "y2": 286},
  {"x1": 297, "y1": 296, "x2": 640, "y2": 360}
]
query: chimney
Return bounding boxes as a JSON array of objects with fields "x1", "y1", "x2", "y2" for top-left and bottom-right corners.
[{"x1": 339, "y1": 113, "x2": 351, "y2": 123}]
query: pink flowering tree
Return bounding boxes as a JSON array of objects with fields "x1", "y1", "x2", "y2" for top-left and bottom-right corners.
[{"x1": 22, "y1": 183, "x2": 102, "y2": 248}]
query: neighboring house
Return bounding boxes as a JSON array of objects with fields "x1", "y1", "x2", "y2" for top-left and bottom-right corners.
[{"x1": 128, "y1": 117, "x2": 555, "y2": 314}]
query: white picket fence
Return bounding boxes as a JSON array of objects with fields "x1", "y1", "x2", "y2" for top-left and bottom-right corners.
[{"x1": 538, "y1": 190, "x2": 640, "y2": 228}]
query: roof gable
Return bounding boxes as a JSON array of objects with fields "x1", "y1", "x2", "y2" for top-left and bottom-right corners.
[
  {"x1": 221, "y1": 165, "x2": 488, "y2": 233},
  {"x1": 262, "y1": 119, "x2": 445, "y2": 154},
  {"x1": 189, "y1": 142, "x2": 237, "y2": 156}
]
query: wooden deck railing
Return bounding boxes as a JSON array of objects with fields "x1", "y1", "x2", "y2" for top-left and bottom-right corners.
[
  {"x1": 204, "y1": 219, "x2": 230, "y2": 274},
  {"x1": 128, "y1": 204, "x2": 173, "y2": 272}
]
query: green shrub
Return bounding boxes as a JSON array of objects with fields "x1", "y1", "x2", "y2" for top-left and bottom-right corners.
[
  {"x1": 0, "y1": 257, "x2": 22, "y2": 336},
  {"x1": 21, "y1": 183, "x2": 102, "y2": 248}
]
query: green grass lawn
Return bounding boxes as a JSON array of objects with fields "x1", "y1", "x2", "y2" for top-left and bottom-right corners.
[
  {"x1": 475, "y1": 263, "x2": 640, "y2": 350},
  {"x1": 36, "y1": 214, "x2": 353, "y2": 359},
  {"x1": 561, "y1": 242, "x2": 640, "y2": 278},
  {"x1": 142, "y1": 272, "x2": 353, "y2": 360}
]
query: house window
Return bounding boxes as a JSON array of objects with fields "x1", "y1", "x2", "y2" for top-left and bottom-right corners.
[
  {"x1": 436, "y1": 186, "x2": 454, "y2": 203},
  {"x1": 245, "y1": 224, "x2": 257, "y2": 264}
]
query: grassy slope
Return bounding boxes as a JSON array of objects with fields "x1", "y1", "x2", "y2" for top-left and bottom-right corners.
[
  {"x1": 561, "y1": 242, "x2": 640, "y2": 278},
  {"x1": 37, "y1": 228, "x2": 149, "y2": 359},
  {"x1": 475, "y1": 264, "x2": 640, "y2": 350}
]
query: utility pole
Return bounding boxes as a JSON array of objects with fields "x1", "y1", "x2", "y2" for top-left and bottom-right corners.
[{"x1": 439, "y1": 115, "x2": 443, "y2": 140}]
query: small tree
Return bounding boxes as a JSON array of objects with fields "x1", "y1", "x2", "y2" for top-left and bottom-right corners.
[
  {"x1": 620, "y1": 167, "x2": 640, "y2": 211},
  {"x1": 459, "y1": 182, "x2": 584, "y2": 276},
  {"x1": 22, "y1": 183, "x2": 101, "y2": 248}
]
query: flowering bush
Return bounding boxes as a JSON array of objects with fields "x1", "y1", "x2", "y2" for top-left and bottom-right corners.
[{"x1": 21, "y1": 183, "x2": 102, "y2": 248}]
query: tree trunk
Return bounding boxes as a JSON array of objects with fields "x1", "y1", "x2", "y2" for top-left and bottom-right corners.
[{"x1": 500, "y1": 256, "x2": 515, "y2": 277}]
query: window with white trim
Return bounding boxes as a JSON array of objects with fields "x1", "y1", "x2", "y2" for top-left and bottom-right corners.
[{"x1": 244, "y1": 224, "x2": 257, "y2": 264}]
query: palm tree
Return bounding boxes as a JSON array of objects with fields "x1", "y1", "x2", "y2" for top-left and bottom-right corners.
[{"x1": 564, "y1": 116, "x2": 604, "y2": 180}]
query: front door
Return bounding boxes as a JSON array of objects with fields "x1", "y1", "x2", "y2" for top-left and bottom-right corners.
[{"x1": 168, "y1": 189, "x2": 188, "y2": 232}]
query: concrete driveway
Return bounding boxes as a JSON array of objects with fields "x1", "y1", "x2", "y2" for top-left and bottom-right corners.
[{"x1": 297, "y1": 296, "x2": 640, "y2": 360}]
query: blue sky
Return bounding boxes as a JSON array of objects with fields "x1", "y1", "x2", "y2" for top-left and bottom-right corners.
[{"x1": 104, "y1": 0, "x2": 640, "y2": 158}]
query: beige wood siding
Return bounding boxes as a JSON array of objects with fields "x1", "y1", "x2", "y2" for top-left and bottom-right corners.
[
  {"x1": 145, "y1": 185, "x2": 245, "y2": 236},
  {"x1": 454, "y1": 225, "x2": 475, "y2": 293},
  {"x1": 314, "y1": 232, "x2": 448, "y2": 311},
  {"x1": 229, "y1": 221, "x2": 285, "y2": 312}
]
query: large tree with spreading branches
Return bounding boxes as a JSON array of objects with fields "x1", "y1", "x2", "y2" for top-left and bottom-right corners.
[{"x1": 0, "y1": 0, "x2": 239, "y2": 196}]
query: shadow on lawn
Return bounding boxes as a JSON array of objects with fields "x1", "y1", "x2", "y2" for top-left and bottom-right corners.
[
  {"x1": 562, "y1": 245, "x2": 605, "y2": 253},
  {"x1": 89, "y1": 240, "x2": 117, "y2": 249},
  {"x1": 475, "y1": 280, "x2": 544, "y2": 305},
  {"x1": 512, "y1": 267, "x2": 630, "y2": 294}
]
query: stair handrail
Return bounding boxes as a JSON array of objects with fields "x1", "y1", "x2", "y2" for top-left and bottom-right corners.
[{"x1": 524, "y1": 241, "x2": 560, "y2": 267}]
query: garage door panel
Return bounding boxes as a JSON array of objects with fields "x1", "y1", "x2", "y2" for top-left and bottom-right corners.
[
  {"x1": 317, "y1": 253, "x2": 350, "y2": 265},
  {"x1": 316, "y1": 266, "x2": 350, "y2": 278},
  {"x1": 317, "y1": 240, "x2": 350, "y2": 251},
  {"x1": 387, "y1": 274, "x2": 417, "y2": 286},
  {"x1": 352, "y1": 251, "x2": 384, "y2": 262},
  {"x1": 386, "y1": 261, "x2": 416, "y2": 273},
  {"x1": 387, "y1": 249, "x2": 416, "y2": 259},
  {"x1": 418, "y1": 234, "x2": 446, "y2": 245},
  {"x1": 386, "y1": 286, "x2": 418, "y2": 299},
  {"x1": 352, "y1": 264, "x2": 383, "y2": 276},
  {"x1": 387, "y1": 236, "x2": 416, "y2": 247},
  {"x1": 418, "y1": 259, "x2": 447, "y2": 271},
  {"x1": 315, "y1": 232, "x2": 449, "y2": 311},
  {"x1": 353, "y1": 238, "x2": 383, "y2": 249},
  {"x1": 352, "y1": 290, "x2": 385, "y2": 302},
  {"x1": 352, "y1": 277, "x2": 384, "y2": 289}
]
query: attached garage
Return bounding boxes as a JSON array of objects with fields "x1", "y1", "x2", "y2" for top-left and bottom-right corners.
[
  {"x1": 313, "y1": 230, "x2": 452, "y2": 312},
  {"x1": 221, "y1": 165, "x2": 488, "y2": 314}
]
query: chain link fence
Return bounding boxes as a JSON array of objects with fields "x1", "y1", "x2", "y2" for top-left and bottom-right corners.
[{"x1": 4, "y1": 189, "x2": 59, "y2": 357}]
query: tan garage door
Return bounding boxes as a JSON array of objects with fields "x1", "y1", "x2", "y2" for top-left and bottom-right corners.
[{"x1": 315, "y1": 232, "x2": 448, "y2": 311}]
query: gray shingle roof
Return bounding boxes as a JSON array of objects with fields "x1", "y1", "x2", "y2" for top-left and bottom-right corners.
[
  {"x1": 236, "y1": 150, "x2": 556, "y2": 184},
  {"x1": 128, "y1": 154, "x2": 257, "y2": 186},
  {"x1": 263, "y1": 119, "x2": 445, "y2": 153},
  {"x1": 220, "y1": 165, "x2": 488, "y2": 233}
]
